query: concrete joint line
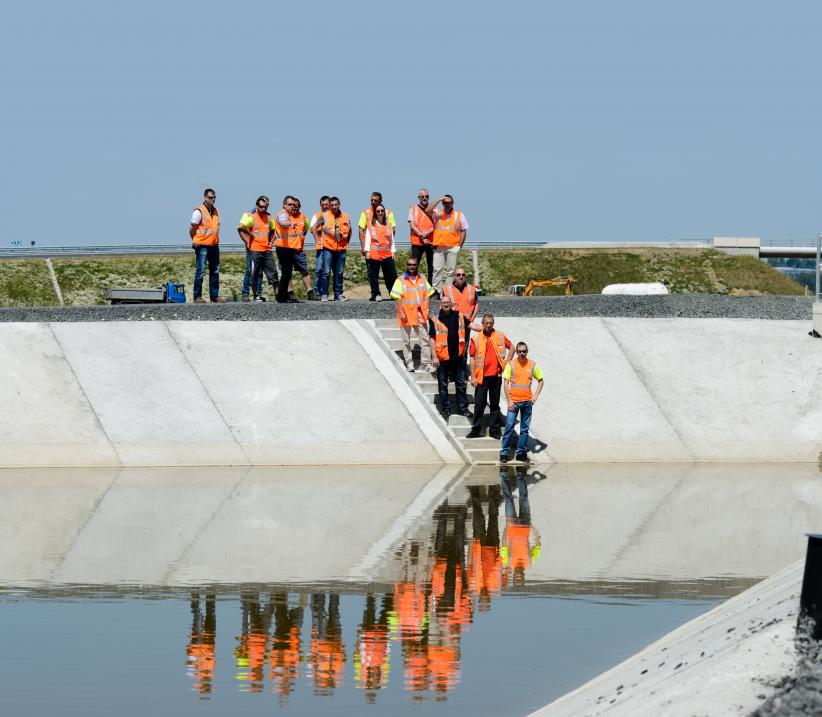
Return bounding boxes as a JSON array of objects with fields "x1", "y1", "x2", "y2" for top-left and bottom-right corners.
[
  {"x1": 45, "y1": 258, "x2": 64, "y2": 306},
  {"x1": 601, "y1": 318, "x2": 695, "y2": 461},
  {"x1": 46, "y1": 322, "x2": 122, "y2": 465},
  {"x1": 163, "y1": 323, "x2": 251, "y2": 465},
  {"x1": 340, "y1": 319, "x2": 468, "y2": 465}
]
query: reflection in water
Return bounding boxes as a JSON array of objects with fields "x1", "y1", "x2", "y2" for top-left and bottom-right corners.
[
  {"x1": 186, "y1": 592, "x2": 216, "y2": 696},
  {"x1": 501, "y1": 466, "x2": 544, "y2": 588},
  {"x1": 310, "y1": 593, "x2": 346, "y2": 696}
]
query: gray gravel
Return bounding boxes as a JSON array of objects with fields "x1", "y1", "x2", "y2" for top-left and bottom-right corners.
[{"x1": 0, "y1": 295, "x2": 816, "y2": 322}]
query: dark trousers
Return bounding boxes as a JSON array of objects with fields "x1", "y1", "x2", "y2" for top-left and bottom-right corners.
[
  {"x1": 275, "y1": 247, "x2": 296, "y2": 302},
  {"x1": 472, "y1": 374, "x2": 502, "y2": 431},
  {"x1": 192, "y1": 244, "x2": 220, "y2": 300},
  {"x1": 249, "y1": 250, "x2": 279, "y2": 298},
  {"x1": 437, "y1": 358, "x2": 468, "y2": 413},
  {"x1": 242, "y1": 249, "x2": 263, "y2": 297},
  {"x1": 410, "y1": 243, "x2": 434, "y2": 286},
  {"x1": 366, "y1": 257, "x2": 398, "y2": 298}
]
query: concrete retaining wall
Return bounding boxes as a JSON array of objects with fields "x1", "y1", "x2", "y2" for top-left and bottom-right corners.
[{"x1": 0, "y1": 317, "x2": 818, "y2": 467}]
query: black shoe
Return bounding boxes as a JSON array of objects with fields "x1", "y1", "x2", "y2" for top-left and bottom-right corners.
[
  {"x1": 515, "y1": 453, "x2": 530, "y2": 463},
  {"x1": 465, "y1": 428, "x2": 482, "y2": 439},
  {"x1": 287, "y1": 297, "x2": 300, "y2": 303},
  {"x1": 499, "y1": 454, "x2": 509, "y2": 464},
  {"x1": 369, "y1": 296, "x2": 377, "y2": 302},
  {"x1": 441, "y1": 408, "x2": 452, "y2": 419},
  {"x1": 457, "y1": 409, "x2": 472, "y2": 418},
  {"x1": 489, "y1": 429, "x2": 501, "y2": 439}
]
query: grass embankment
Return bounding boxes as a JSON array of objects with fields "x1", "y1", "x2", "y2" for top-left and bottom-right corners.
[{"x1": 0, "y1": 248, "x2": 804, "y2": 307}]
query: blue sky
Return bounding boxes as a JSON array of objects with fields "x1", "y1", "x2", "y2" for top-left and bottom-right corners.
[{"x1": 1, "y1": 0, "x2": 818, "y2": 246}]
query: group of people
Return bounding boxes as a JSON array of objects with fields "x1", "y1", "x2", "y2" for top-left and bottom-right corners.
[
  {"x1": 389, "y1": 255, "x2": 543, "y2": 462},
  {"x1": 188, "y1": 188, "x2": 469, "y2": 304}
]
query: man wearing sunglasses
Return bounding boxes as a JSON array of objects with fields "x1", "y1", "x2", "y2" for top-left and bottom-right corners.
[
  {"x1": 237, "y1": 195, "x2": 279, "y2": 302},
  {"x1": 500, "y1": 343, "x2": 544, "y2": 463},
  {"x1": 442, "y1": 268, "x2": 479, "y2": 363},
  {"x1": 274, "y1": 196, "x2": 309, "y2": 303},
  {"x1": 408, "y1": 189, "x2": 435, "y2": 285},
  {"x1": 189, "y1": 188, "x2": 227, "y2": 303},
  {"x1": 428, "y1": 194, "x2": 468, "y2": 293}
]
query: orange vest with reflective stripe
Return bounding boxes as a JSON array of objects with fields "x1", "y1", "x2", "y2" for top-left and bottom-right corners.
[
  {"x1": 443, "y1": 283, "x2": 477, "y2": 320},
  {"x1": 473, "y1": 330, "x2": 507, "y2": 384},
  {"x1": 247, "y1": 210, "x2": 272, "y2": 251},
  {"x1": 193, "y1": 203, "x2": 220, "y2": 246},
  {"x1": 320, "y1": 211, "x2": 352, "y2": 251},
  {"x1": 434, "y1": 316, "x2": 465, "y2": 361},
  {"x1": 432, "y1": 210, "x2": 462, "y2": 247},
  {"x1": 367, "y1": 222, "x2": 394, "y2": 260},
  {"x1": 396, "y1": 274, "x2": 429, "y2": 326},
  {"x1": 409, "y1": 204, "x2": 434, "y2": 246},
  {"x1": 274, "y1": 211, "x2": 306, "y2": 250},
  {"x1": 508, "y1": 358, "x2": 535, "y2": 402}
]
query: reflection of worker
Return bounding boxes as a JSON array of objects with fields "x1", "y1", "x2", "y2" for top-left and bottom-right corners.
[
  {"x1": 354, "y1": 593, "x2": 394, "y2": 702},
  {"x1": 309, "y1": 592, "x2": 347, "y2": 695},
  {"x1": 467, "y1": 484, "x2": 503, "y2": 611},
  {"x1": 390, "y1": 257, "x2": 436, "y2": 372},
  {"x1": 467, "y1": 315, "x2": 514, "y2": 439},
  {"x1": 237, "y1": 195, "x2": 279, "y2": 302},
  {"x1": 186, "y1": 592, "x2": 216, "y2": 696},
  {"x1": 189, "y1": 188, "x2": 226, "y2": 303},
  {"x1": 429, "y1": 194, "x2": 468, "y2": 292},
  {"x1": 234, "y1": 592, "x2": 275, "y2": 693},
  {"x1": 501, "y1": 466, "x2": 541, "y2": 587},
  {"x1": 500, "y1": 342, "x2": 544, "y2": 463},
  {"x1": 269, "y1": 593, "x2": 305, "y2": 705}
]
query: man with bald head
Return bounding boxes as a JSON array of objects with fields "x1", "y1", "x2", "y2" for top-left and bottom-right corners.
[{"x1": 408, "y1": 188, "x2": 435, "y2": 286}]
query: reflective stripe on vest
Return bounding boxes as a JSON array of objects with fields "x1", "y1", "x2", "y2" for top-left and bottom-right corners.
[
  {"x1": 320, "y1": 211, "x2": 352, "y2": 251},
  {"x1": 193, "y1": 203, "x2": 220, "y2": 247},
  {"x1": 274, "y1": 211, "x2": 306, "y2": 250},
  {"x1": 443, "y1": 283, "x2": 477, "y2": 319},
  {"x1": 433, "y1": 210, "x2": 461, "y2": 247},
  {"x1": 409, "y1": 204, "x2": 434, "y2": 246},
  {"x1": 509, "y1": 359, "x2": 535, "y2": 402},
  {"x1": 434, "y1": 317, "x2": 465, "y2": 361},
  {"x1": 473, "y1": 330, "x2": 507, "y2": 385},
  {"x1": 396, "y1": 274, "x2": 429, "y2": 326}
]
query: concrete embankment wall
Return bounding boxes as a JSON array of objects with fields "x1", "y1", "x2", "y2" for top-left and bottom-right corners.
[{"x1": 0, "y1": 317, "x2": 819, "y2": 467}]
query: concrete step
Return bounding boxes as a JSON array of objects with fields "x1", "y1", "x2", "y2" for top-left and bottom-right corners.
[
  {"x1": 460, "y1": 437, "x2": 500, "y2": 450},
  {"x1": 450, "y1": 424, "x2": 472, "y2": 437},
  {"x1": 465, "y1": 447, "x2": 502, "y2": 463},
  {"x1": 447, "y1": 414, "x2": 470, "y2": 427}
]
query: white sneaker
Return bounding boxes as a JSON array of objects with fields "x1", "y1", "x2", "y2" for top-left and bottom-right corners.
[
  {"x1": 320, "y1": 296, "x2": 329, "y2": 302},
  {"x1": 337, "y1": 295, "x2": 348, "y2": 302},
  {"x1": 420, "y1": 364, "x2": 434, "y2": 373},
  {"x1": 374, "y1": 295, "x2": 383, "y2": 302}
]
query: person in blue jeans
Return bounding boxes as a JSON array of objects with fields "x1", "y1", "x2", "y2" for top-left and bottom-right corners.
[
  {"x1": 241, "y1": 248, "x2": 263, "y2": 301},
  {"x1": 500, "y1": 342, "x2": 544, "y2": 463}
]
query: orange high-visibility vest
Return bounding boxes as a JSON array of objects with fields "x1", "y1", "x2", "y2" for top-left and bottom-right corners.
[
  {"x1": 274, "y1": 211, "x2": 306, "y2": 250},
  {"x1": 409, "y1": 204, "x2": 434, "y2": 246},
  {"x1": 247, "y1": 210, "x2": 273, "y2": 252},
  {"x1": 508, "y1": 522, "x2": 531, "y2": 570},
  {"x1": 433, "y1": 316, "x2": 465, "y2": 361},
  {"x1": 443, "y1": 283, "x2": 478, "y2": 321},
  {"x1": 312, "y1": 211, "x2": 323, "y2": 250},
  {"x1": 432, "y1": 210, "x2": 462, "y2": 247},
  {"x1": 508, "y1": 358, "x2": 536, "y2": 402},
  {"x1": 193, "y1": 203, "x2": 220, "y2": 246},
  {"x1": 473, "y1": 330, "x2": 508, "y2": 384},
  {"x1": 396, "y1": 274, "x2": 429, "y2": 326},
  {"x1": 367, "y1": 222, "x2": 394, "y2": 260},
  {"x1": 320, "y1": 211, "x2": 352, "y2": 251}
]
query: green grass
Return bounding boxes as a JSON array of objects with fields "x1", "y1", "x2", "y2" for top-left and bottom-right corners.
[{"x1": 0, "y1": 247, "x2": 804, "y2": 307}]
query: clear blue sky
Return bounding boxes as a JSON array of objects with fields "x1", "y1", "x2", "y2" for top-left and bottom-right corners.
[{"x1": 1, "y1": 0, "x2": 818, "y2": 246}]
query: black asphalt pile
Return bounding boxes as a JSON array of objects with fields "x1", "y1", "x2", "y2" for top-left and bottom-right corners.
[
  {"x1": 0, "y1": 294, "x2": 814, "y2": 323},
  {"x1": 752, "y1": 623, "x2": 822, "y2": 717}
]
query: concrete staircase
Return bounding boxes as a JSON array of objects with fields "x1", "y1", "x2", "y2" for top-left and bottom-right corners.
[{"x1": 372, "y1": 319, "x2": 501, "y2": 465}]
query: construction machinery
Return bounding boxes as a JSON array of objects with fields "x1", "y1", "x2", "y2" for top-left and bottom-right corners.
[
  {"x1": 105, "y1": 282, "x2": 186, "y2": 305},
  {"x1": 495, "y1": 276, "x2": 574, "y2": 297}
]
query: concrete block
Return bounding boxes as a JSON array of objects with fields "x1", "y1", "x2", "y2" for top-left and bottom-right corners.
[{"x1": 712, "y1": 236, "x2": 761, "y2": 256}]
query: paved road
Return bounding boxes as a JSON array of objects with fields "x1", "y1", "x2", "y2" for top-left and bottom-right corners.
[{"x1": 0, "y1": 295, "x2": 815, "y2": 322}]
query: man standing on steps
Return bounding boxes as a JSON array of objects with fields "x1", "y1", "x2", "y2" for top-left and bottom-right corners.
[
  {"x1": 428, "y1": 295, "x2": 482, "y2": 419},
  {"x1": 389, "y1": 257, "x2": 436, "y2": 372},
  {"x1": 467, "y1": 314, "x2": 514, "y2": 439},
  {"x1": 408, "y1": 188, "x2": 435, "y2": 285},
  {"x1": 189, "y1": 188, "x2": 227, "y2": 303},
  {"x1": 442, "y1": 268, "x2": 479, "y2": 361},
  {"x1": 500, "y1": 342, "x2": 544, "y2": 463},
  {"x1": 237, "y1": 195, "x2": 279, "y2": 302},
  {"x1": 429, "y1": 194, "x2": 468, "y2": 293}
]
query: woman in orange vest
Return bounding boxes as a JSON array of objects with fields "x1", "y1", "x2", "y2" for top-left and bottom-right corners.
[
  {"x1": 364, "y1": 204, "x2": 399, "y2": 301},
  {"x1": 500, "y1": 342, "x2": 544, "y2": 463}
]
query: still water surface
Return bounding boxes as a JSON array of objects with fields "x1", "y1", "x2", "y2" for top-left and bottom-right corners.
[{"x1": 1, "y1": 462, "x2": 819, "y2": 716}]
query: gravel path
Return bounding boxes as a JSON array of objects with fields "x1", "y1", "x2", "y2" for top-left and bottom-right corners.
[{"x1": 0, "y1": 295, "x2": 815, "y2": 322}]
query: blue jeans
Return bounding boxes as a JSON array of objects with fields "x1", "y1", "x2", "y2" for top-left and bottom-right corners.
[
  {"x1": 313, "y1": 249, "x2": 322, "y2": 295},
  {"x1": 242, "y1": 249, "x2": 262, "y2": 297},
  {"x1": 192, "y1": 244, "x2": 220, "y2": 300},
  {"x1": 500, "y1": 400, "x2": 533, "y2": 458},
  {"x1": 318, "y1": 248, "x2": 346, "y2": 298}
]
